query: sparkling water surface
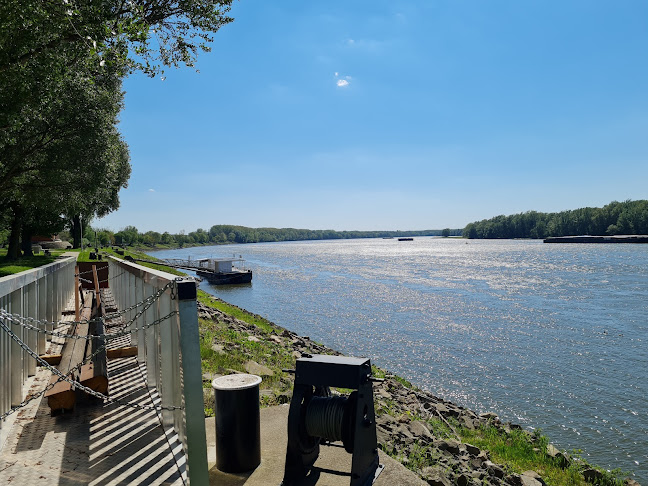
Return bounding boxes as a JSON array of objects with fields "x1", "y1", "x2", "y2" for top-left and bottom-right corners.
[{"x1": 152, "y1": 238, "x2": 648, "y2": 481}]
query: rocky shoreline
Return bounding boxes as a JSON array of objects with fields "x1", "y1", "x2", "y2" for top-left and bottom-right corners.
[{"x1": 197, "y1": 298, "x2": 639, "y2": 486}]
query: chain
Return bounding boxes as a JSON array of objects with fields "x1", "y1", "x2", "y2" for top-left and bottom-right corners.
[
  {"x1": 101, "y1": 310, "x2": 178, "y2": 340},
  {"x1": 0, "y1": 277, "x2": 193, "y2": 418},
  {"x1": 104, "y1": 280, "x2": 177, "y2": 319},
  {"x1": 0, "y1": 318, "x2": 102, "y2": 421},
  {"x1": 0, "y1": 280, "x2": 175, "y2": 333},
  {"x1": 0, "y1": 308, "x2": 178, "y2": 342},
  {"x1": 0, "y1": 316, "x2": 183, "y2": 420},
  {"x1": 0, "y1": 311, "x2": 101, "y2": 340}
]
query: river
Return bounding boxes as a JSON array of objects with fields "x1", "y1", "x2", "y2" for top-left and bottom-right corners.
[{"x1": 151, "y1": 238, "x2": 647, "y2": 481}]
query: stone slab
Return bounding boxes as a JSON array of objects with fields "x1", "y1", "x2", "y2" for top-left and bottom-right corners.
[{"x1": 207, "y1": 404, "x2": 427, "y2": 486}]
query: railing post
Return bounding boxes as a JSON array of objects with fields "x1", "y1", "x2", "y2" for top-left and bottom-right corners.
[
  {"x1": 159, "y1": 289, "x2": 175, "y2": 428},
  {"x1": 53, "y1": 269, "x2": 61, "y2": 332},
  {"x1": 136, "y1": 276, "x2": 145, "y2": 363},
  {"x1": 145, "y1": 283, "x2": 158, "y2": 388},
  {"x1": 173, "y1": 306, "x2": 185, "y2": 449},
  {"x1": 128, "y1": 273, "x2": 136, "y2": 345},
  {"x1": 10, "y1": 289, "x2": 23, "y2": 406},
  {"x1": 37, "y1": 275, "x2": 47, "y2": 353},
  {"x1": 45, "y1": 271, "x2": 54, "y2": 339},
  {"x1": 26, "y1": 282, "x2": 37, "y2": 376},
  {"x1": 67, "y1": 261, "x2": 75, "y2": 307},
  {"x1": 75, "y1": 265, "x2": 80, "y2": 321},
  {"x1": 176, "y1": 280, "x2": 208, "y2": 486},
  {"x1": 1, "y1": 295, "x2": 9, "y2": 418}
]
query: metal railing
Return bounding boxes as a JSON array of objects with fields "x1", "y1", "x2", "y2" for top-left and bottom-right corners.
[
  {"x1": 0, "y1": 256, "x2": 76, "y2": 432},
  {"x1": 1, "y1": 255, "x2": 208, "y2": 485},
  {"x1": 107, "y1": 256, "x2": 208, "y2": 485}
]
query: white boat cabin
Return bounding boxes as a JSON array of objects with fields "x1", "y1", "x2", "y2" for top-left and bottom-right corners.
[{"x1": 194, "y1": 257, "x2": 244, "y2": 273}]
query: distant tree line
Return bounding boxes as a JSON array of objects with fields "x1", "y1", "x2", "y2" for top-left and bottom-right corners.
[
  {"x1": 463, "y1": 200, "x2": 648, "y2": 239},
  {"x1": 54, "y1": 225, "x2": 463, "y2": 248}
]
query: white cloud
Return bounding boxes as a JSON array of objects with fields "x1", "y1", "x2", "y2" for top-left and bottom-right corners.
[
  {"x1": 334, "y1": 72, "x2": 339, "y2": 77},
  {"x1": 347, "y1": 38, "x2": 355, "y2": 45},
  {"x1": 148, "y1": 188, "x2": 155, "y2": 192},
  {"x1": 336, "y1": 79, "x2": 349, "y2": 88}
]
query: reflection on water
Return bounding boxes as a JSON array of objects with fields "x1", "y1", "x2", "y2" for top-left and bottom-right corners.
[{"x1": 152, "y1": 238, "x2": 648, "y2": 481}]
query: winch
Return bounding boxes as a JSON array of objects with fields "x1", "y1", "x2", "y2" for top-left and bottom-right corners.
[{"x1": 281, "y1": 354, "x2": 384, "y2": 486}]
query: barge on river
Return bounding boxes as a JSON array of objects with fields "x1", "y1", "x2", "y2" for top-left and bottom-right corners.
[
  {"x1": 192, "y1": 257, "x2": 252, "y2": 285},
  {"x1": 163, "y1": 256, "x2": 253, "y2": 284},
  {"x1": 544, "y1": 235, "x2": 648, "y2": 244}
]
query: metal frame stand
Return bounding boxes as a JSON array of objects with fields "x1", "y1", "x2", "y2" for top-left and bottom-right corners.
[{"x1": 282, "y1": 355, "x2": 383, "y2": 486}]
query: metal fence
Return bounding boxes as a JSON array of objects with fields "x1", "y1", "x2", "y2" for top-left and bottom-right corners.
[
  {"x1": 107, "y1": 256, "x2": 208, "y2": 485},
  {"x1": 1, "y1": 256, "x2": 208, "y2": 485},
  {"x1": 0, "y1": 256, "x2": 76, "y2": 433}
]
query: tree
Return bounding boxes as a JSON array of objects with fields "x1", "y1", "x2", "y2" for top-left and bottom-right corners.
[
  {"x1": 1, "y1": 0, "x2": 234, "y2": 258},
  {"x1": 115, "y1": 226, "x2": 140, "y2": 246},
  {"x1": 441, "y1": 228, "x2": 451, "y2": 237},
  {"x1": 462, "y1": 200, "x2": 648, "y2": 239}
]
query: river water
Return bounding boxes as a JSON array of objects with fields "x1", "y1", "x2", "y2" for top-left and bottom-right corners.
[{"x1": 152, "y1": 238, "x2": 648, "y2": 480}]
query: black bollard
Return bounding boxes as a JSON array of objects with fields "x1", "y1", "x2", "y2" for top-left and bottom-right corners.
[{"x1": 212, "y1": 374, "x2": 262, "y2": 473}]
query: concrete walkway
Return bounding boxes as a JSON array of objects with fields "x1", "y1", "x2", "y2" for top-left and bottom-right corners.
[{"x1": 206, "y1": 405, "x2": 426, "y2": 486}]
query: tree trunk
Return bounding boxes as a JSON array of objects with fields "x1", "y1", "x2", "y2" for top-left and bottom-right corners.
[
  {"x1": 21, "y1": 225, "x2": 33, "y2": 257},
  {"x1": 72, "y1": 214, "x2": 82, "y2": 249},
  {"x1": 5, "y1": 204, "x2": 23, "y2": 261}
]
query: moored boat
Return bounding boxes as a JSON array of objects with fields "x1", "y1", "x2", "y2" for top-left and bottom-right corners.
[{"x1": 191, "y1": 257, "x2": 252, "y2": 285}]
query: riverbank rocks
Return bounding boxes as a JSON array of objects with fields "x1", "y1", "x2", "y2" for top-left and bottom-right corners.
[
  {"x1": 520, "y1": 471, "x2": 546, "y2": 486},
  {"x1": 244, "y1": 360, "x2": 274, "y2": 376},
  {"x1": 547, "y1": 443, "x2": 571, "y2": 468},
  {"x1": 197, "y1": 297, "x2": 641, "y2": 486}
]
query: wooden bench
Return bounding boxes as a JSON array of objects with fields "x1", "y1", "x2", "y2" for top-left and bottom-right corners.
[{"x1": 44, "y1": 290, "x2": 109, "y2": 414}]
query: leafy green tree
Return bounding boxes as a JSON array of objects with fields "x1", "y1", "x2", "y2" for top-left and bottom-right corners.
[
  {"x1": 115, "y1": 225, "x2": 140, "y2": 246},
  {"x1": 160, "y1": 232, "x2": 174, "y2": 245},
  {"x1": 463, "y1": 200, "x2": 648, "y2": 239},
  {"x1": 1, "y1": 0, "x2": 234, "y2": 258},
  {"x1": 95, "y1": 229, "x2": 115, "y2": 247}
]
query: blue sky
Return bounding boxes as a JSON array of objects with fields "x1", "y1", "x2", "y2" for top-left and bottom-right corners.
[{"x1": 97, "y1": 0, "x2": 648, "y2": 233}]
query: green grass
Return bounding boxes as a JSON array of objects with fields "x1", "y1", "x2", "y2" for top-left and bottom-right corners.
[
  {"x1": 198, "y1": 312, "x2": 297, "y2": 413},
  {"x1": 0, "y1": 249, "x2": 59, "y2": 277},
  {"x1": 458, "y1": 425, "x2": 626, "y2": 486},
  {"x1": 197, "y1": 291, "x2": 277, "y2": 334},
  {"x1": 100, "y1": 247, "x2": 187, "y2": 276},
  {"x1": 199, "y1": 318, "x2": 294, "y2": 387},
  {"x1": 378, "y1": 415, "x2": 627, "y2": 486}
]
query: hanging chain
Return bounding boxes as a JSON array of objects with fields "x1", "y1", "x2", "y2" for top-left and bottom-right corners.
[
  {"x1": 0, "y1": 314, "x2": 183, "y2": 420},
  {"x1": 0, "y1": 276, "x2": 193, "y2": 418},
  {"x1": 100, "y1": 310, "x2": 178, "y2": 340},
  {"x1": 0, "y1": 280, "x2": 175, "y2": 334},
  {"x1": 0, "y1": 309, "x2": 178, "y2": 342}
]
